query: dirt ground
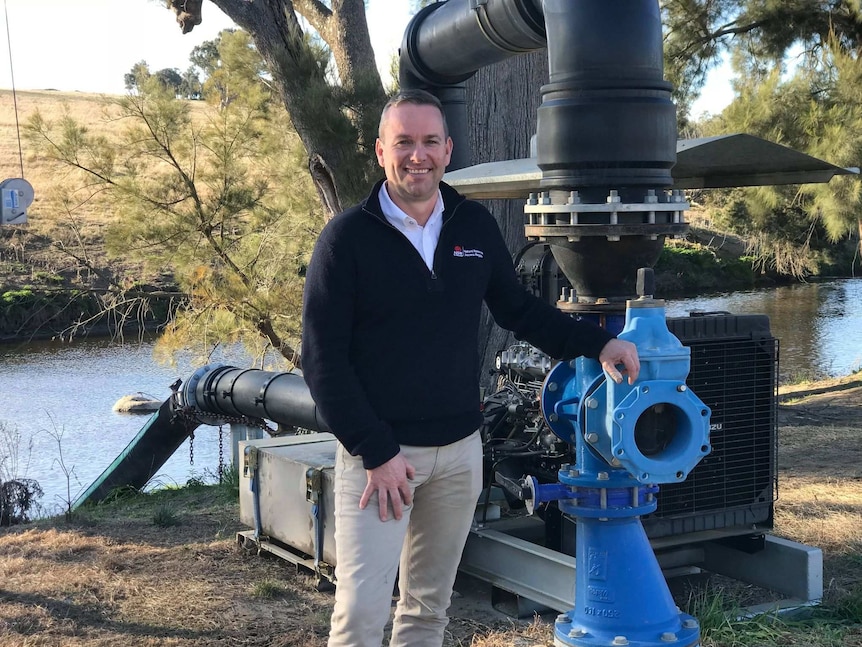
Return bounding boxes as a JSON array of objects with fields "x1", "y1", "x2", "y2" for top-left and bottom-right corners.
[{"x1": 0, "y1": 374, "x2": 860, "y2": 647}]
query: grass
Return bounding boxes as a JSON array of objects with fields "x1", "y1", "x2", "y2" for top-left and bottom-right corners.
[
  {"x1": 152, "y1": 502, "x2": 181, "y2": 527},
  {"x1": 251, "y1": 578, "x2": 290, "y2": 599}
]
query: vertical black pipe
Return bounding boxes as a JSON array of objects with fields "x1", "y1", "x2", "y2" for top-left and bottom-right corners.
[
  {"x1": 399, "y1": 0, "x2": 546, "y2": 170},
  {"x1": 536, "y1": 0, "x2": 676, "y2": 192}
]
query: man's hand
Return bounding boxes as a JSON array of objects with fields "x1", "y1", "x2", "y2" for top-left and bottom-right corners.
[
  {"x1": 359, "y1": 452, "x2": 416, "y2": 521},
  {"x1": 599, "y1": 338, "x2": 641, "y2": 385}
]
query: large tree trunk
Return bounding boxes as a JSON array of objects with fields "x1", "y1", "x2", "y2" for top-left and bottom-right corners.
[
  {"x1": 466, "y1": 51, "x2": 549, "y2": 395},
  {"x1": 202, "y1": 0, "x2": 386, "y2": 216}
]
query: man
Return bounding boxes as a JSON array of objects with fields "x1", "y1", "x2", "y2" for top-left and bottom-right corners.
[{"x1": 301, "y1": 89, "x2": 640, "y2": 647}]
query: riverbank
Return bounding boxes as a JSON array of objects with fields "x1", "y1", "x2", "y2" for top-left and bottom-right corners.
[
  {"x1": 0, "y1": 219, "x2": 778, "y2": 344},
  {"x1": 0, "y1": 372, "x2": 860, "y2": 646}
]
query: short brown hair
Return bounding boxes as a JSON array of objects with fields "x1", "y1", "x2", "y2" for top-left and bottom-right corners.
[{"x1": 378, "y1": 89, "x2": 449, "y2": 139}]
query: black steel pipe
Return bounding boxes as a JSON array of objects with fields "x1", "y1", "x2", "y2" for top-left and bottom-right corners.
[
  {"x1": 399, "y1": 0, "x2": 545, "y2": 87},
  {"x1": 185, "y1": 365, "x2": 329, "y2": 432},
  {"x1": 399, "y1": 0, "x2": 676, "y2": 190},
  {"x1": 536, "y1": 0, "x2": 676, "y2": 191},
  {"x1": 399, "y1": 0, "x2": 546, "y2": 171}
]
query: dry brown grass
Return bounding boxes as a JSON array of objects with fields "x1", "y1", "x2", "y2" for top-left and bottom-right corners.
[{"x1": 0, "y1": 89, "x2": 138, "y2": 292}]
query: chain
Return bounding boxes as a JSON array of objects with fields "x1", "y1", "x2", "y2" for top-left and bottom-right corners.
[
  {"x1": 170, "y1": 403, "x2": 276, "y2": 470},
  {"x1": 218, "y1": 425, "x2": 225, "y2": 482}
]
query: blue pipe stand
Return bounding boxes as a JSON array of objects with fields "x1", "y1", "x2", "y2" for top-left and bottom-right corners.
[{"x1": 537, "y1": 296, "x2": 711, "y2": 647}]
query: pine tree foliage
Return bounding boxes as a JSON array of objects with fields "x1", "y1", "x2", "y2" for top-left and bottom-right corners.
[
  {"x1": 27, "y1": 31, "x2": 322, "y2": 367},
  {"x1": 665, "y1": 1, "x2": 862, "y2": 274}
]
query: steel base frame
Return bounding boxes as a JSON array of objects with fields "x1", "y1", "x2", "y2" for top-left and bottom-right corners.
[{"x1": 459, "y1": 516, "x2": 822, "y2": 616}]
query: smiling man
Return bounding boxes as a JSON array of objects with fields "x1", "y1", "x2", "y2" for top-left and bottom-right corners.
[{"x1": 301, "y1": 89, "x2": 640, "y2": 647}]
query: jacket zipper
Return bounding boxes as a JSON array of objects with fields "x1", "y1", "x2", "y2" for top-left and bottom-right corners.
[
  {"x1": 364, "y1": 196, "x2": 467, "y2": 285},
  {"x1": 430, "y1": 199, "x2": 465, "y2": 283}
]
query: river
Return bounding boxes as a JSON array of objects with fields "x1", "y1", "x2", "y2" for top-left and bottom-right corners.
[
  {"x1": 1, "y1": 278, "x2": 860, "y2": 515},
  {"x1": 665, "y1": 278, "x2": 862, "y2": 382},
  {"x1": 0, "y1": 339, "x2": 255, "y2": 516}
]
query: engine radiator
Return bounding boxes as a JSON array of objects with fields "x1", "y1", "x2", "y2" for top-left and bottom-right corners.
[{"x1": 642, "y1": 313, "x2": 778, "y2": 538}]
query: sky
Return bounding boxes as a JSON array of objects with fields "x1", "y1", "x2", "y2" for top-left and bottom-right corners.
[{"x1": 0, "y1": 0, "x2": 731, "y2": 114}]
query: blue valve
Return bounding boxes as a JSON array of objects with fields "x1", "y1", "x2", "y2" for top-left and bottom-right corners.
[{"x1": 530, "y1": 293, "x2": 711, "y2": 647}]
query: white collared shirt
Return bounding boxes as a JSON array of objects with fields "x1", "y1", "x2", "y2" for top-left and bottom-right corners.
[{"x1": 378, "y1": 183, "x2": 444, "y2": 271}]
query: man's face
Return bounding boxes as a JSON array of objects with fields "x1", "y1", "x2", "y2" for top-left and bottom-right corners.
[{"x1": 375, "y1": 103, "x2": 453, "y2": 211}]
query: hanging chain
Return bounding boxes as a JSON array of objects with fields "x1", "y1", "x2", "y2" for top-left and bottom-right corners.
[
  {"x1": 218, "y1": 425, "x2": 225, "y2": 482},
  {"x1": 169, "y1": 394, "x2": 275, "y2": 470}
]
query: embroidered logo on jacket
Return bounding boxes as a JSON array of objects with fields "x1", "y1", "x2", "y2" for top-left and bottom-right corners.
[{"x1": 453, "y1": 245, "x2": 484, "y2": 259}]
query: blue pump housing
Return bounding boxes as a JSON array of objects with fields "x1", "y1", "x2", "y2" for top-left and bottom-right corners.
[
  {"x1": 531, "y1": 297, "x2": 711, "y2": 647},
  {"x1": 542, "y1": 299, "x2": 712, "y2": 485}
]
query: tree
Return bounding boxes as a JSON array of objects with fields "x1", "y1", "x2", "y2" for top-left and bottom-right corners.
[
  {"x1": 180, "y1": 66, "x2": 203, "y2": 100},
  {"x1": 664, "y1": 1, "x2": 862, "y2": 273},
  {"x1": 27, "y1": 35, "x2": 322, "y2": 366},
  {"x1": 124, "y1": 60, "x2": 151, "y2": 92},
  {"x1": 166, "y1": 0, "x2": 386, "y2": 218},
  {"x1": 154, "y1": 68, "x2": 184, "y2": 96}
]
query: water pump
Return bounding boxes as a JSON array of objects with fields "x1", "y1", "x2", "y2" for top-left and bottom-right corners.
[{"x1": 519, "y1": 269, "x2": 711, "y2": 647}]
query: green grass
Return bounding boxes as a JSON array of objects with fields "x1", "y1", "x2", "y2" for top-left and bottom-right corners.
[
  {"x1": 152, "y1": 502, "x2": 180, "y2": 527},
  {"x1": 250, "y1": 578, "x2": 289, "y2": 599},
  {"x1": 689, "y1": 587, "x2": 862, "y2": 646}
]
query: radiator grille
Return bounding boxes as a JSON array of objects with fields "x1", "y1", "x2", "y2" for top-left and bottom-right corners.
[{"x1": 643, "y1": 315, "x2": 778, "y2": 538}]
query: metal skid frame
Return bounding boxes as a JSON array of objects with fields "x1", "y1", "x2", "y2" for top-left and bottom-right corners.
[
  {"x1": 236, "y1": 434, "x2": 822, "y2": 617},
  {"x1": 460, "y1": 514, "x2": 822, "y2": 616}
]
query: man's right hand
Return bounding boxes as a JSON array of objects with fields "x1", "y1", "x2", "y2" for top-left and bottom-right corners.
[{"x1": 359, "y1": 452, "x2": 416, "y2": 521}]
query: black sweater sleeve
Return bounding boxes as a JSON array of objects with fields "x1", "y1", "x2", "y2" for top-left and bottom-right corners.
[
  {"x1": 301, "y1": 223, "x2": 401, "y2": 470},
  {"x1": 481, "y1": 215, "x2": 614, "y2": 359}
]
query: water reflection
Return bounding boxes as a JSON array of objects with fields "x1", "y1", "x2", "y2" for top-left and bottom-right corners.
[
  {"x1": 0, "y1": 338, "x2": 255, "y2": 515},
  {"x1": 665, "y1": 279, "x2": 862, "y2": 382}
]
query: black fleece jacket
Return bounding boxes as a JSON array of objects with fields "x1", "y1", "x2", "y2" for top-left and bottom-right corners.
[{"x1": 301, "y1": 180, "x2": 614, "y2": 469}]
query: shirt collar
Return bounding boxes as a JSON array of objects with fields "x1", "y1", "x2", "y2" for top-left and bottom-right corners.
[{"x1": 378, "y1": 182, "x2": 444, "y2": 229}]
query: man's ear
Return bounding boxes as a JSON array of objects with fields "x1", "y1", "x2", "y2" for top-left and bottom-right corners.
[{"x1": 375, "y1": 138, "x2": 385, "y2": 168}]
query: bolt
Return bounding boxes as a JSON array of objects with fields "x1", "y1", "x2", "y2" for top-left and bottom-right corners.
[
  {"x1": 611, "y1": 458, "x2": 622, "y2": 467},
  {"x1": 556, "y1": 614, "x2": 570, "y2": 624},
  {"x1": 661, "y1": 632, "x2": 677, "y2": 642},
  {"x1": 677, "y1": 384, "x2": 687, "y2": 392},
  {"x1": 612, "y1": 637, "x2": 629, "y2": 646},
  {"x1": 549, "y1": 414, "x2": 559, "y2": 422},
  {"x1": 586, "y1": 398, "x2": 598, "y2": 409},
  {"x1": 682, "y1": 618, "x2": 698, "y2": 629},
  {"x1": 548, "y1": 382, "x2": 558, "y2": 392},
  {"x1": 597, "y1": 471, "x2": 609, "y2": 480},
  {"x1": 568, "y1": 468, "x2": 580, "y2": 477},
  {"x1": 585, "y1": 433, "x2": 599, "y2": 443},
  {"x1": 568, "y1": 628, "x2": 585, "y2": 638}
]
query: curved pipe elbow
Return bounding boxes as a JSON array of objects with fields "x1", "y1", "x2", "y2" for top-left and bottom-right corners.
[{"x1": 398, "y1": 0, "x2": 545, "y2": 89}]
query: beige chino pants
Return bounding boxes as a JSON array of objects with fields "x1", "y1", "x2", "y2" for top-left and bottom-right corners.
[{"x1": 327, "y1": 431, "x2": 483, "y2": 647}]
